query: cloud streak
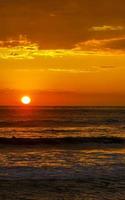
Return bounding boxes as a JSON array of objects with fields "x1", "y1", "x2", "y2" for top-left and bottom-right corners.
[
  {"x1": 89, "y1": 25, "x2": 124, "y2": 31},
  {"x1": 47, "y1": 68, "x2": 98, "y2": 73},
  {"x1": 74, "y1": 36, "x2": 125, "y2": 53}
]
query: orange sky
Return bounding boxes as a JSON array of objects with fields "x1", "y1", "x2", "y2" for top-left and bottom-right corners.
[{"x1": 0, "y1": 0, "x2": 125, "y2": 105}]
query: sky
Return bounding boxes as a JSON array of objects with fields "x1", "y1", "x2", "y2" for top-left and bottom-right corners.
[{"x1": 0, "y1": 0, "x2": 125, "y2": 105}]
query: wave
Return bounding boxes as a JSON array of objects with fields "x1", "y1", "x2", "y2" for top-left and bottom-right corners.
[
  {"x1": 0, "y1": 136, "x2": 124, "y2": 147},
  {"x1": 0, "y1": 118, "x2": 123, "y2": 128}
]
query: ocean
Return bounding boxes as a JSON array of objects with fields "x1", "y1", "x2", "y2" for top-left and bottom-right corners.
[{"x1": 0, "y1": 106, "x2": 125, "y2": 200}]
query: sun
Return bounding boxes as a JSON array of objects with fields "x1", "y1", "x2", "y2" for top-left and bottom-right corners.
[{"x1": 21, "y1": 96, "x2": 31, "y2": 105}]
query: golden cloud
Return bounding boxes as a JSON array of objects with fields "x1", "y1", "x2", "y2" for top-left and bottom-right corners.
[
  {"x1": 0, "y1": 36, "x2": 125, "y2": 60},
  {"x1": 0, "y1": 38, "x2": 93, "y2": 59},
  {"x1": 89, "y1": 25, "x2": 124, "y2": 31},
  {"x1": 74, "y1": 37, "x2": 125, "y2": 53}
]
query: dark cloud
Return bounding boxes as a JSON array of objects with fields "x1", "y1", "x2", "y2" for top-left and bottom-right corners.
[{"x1": 100, "y1": 65, "x2": 117, "y2": 69}]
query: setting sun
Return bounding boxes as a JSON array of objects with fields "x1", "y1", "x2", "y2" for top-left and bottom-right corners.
[{"x1": 21, "y1": 96, "x2": 31, "y2": 105}]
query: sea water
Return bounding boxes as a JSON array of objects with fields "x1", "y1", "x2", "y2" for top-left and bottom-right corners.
[{"x1": 0, "y1": 106, "x2": 125, "y2": 200}]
